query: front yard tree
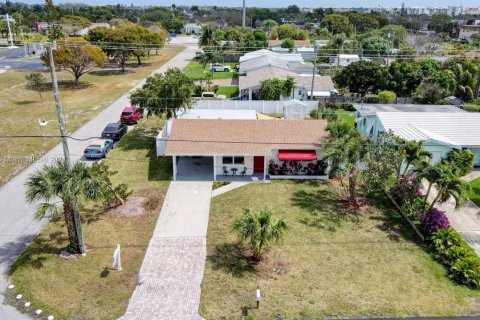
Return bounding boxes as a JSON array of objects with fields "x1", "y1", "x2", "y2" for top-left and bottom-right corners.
[
  {"x1": 25, "y1": 72, "x2": 46, "y2": 102},
  {"x1": 334, "y1": 60, "x2": 383, "y2": 96},
  {"x1": 41, "y1": 38, "x2": 107, "y2": 87},
  {"x1": 25, "y1": 161, "x2": 102, "y2": 254},
  {"x1": 233, "y1": 208, "x2": 287, "y2": 260},
  {"x1": 325, "y1": 120, "x2": 370, "y2": 205},
  {"x1": 130, "y1": 67, "x2": 194, "y2": 118}
]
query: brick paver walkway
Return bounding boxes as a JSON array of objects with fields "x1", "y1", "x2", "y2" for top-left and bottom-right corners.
[{"x1": 120, "y1": 181, "x2": 212, "y2": 320}]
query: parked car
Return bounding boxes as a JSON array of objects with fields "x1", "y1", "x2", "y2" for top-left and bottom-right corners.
[
  {"x1": 209, "y1": 63, "x2": 231, "y2": 72},
  {"x1": 194, "y1": 50, "x2": 204, "y2": 59},
  {"x1": 201, "y1": 92, "x2": 226, "y2": 100},
  {"x1": 101, "y1": 122, "x2": 128, "y2": 141},
  {"x1": 120, "y1": 106, "x2": 142, "y2": 124},
  {"x1": 84, "y1": 139, "x2": 114, "y2": 159}
]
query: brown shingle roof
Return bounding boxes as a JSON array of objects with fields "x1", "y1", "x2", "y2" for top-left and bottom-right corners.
[{"x1": 165, "y1": 119, "x2": 327, "y2": 155}]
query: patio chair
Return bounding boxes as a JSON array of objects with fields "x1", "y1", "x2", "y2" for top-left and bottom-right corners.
[
  {"x1": 240, "y1": 167, "x2": 247, "y2": 177},
  {"x1": 223, "y1": 166, "x2": 229, "y2": 176}
]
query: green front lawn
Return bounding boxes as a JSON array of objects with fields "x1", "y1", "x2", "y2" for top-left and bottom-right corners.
[
  {"x1": 200, "y1": 180, "x2": 480, "y2": 319},
  {"x1": 184, "y1": 61, "x2": 239, "y2": 80},
  {"x1": 216, "y1": 86, "x2": 239, "y2": 98},
  {"x1": 8, "y1": 116, "x2": 171, "y2": 320},
  {"x1": 467, "y1": 177, "x2": 480, "y2": 206}
]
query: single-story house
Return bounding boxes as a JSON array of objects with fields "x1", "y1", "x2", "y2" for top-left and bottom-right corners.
[
  {"x1": 330, "y1": 54, "x2": 361, "y2": 67},
  {"x1": 239, "y1": 54, "x2": 313, "y2": 74},
  {"x1": 158, "y1": 119, "x2": 329, "y2": 181},
  {"x1": 239, "y1": 49, "x2": 304, "y2": 63},
  {"x1": 238, "y1": 66, "x2": 337, "y2": 100},
  {"x1": 355, "y1": 103, "x2": 466, "y2": 139},
  {"x1": 183, "y1": 23, "x2": 202, "y2": 35},
  {"x1": 355, "y1": 104, "x2": 480, "y2": 165},
  {"x1": 268, "y1": 39, "x2": 312, "y2": 52}
]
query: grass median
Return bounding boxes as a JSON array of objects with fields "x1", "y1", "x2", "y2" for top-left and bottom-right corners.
[
  {"x1": 0, "y1": 46, "x2": 182, "y2": 187},
  {"x1": 8, "y1": 116, "x2": 171, "y2": 320}
]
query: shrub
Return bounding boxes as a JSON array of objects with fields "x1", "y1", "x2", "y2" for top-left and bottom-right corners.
[
  {"x1": 444, "y1": 149, "x2": 475, "y2": 176},
  {"x1": 378, "y1": 90, "x2": 397, "y2": 103},
  {"x1": 430, "y1": 228, "x2": 480, "y2": 288},
  {"x1": 310, "y1": 108, "x2": 338, "y2": 122},
  {"x1": 419, "y1": 208, "x2": 450, "y2": 235},
  {"x1": 462, "y1": 104, "x2": 480, "y2": 112}
]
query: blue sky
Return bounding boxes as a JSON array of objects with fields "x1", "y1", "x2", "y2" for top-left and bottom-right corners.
[{"x1": 17, "y1": 1, "x2": 480, "y2": 8}]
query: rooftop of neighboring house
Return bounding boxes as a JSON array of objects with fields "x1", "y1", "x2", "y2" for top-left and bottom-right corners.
[
  {"x1": 164, "y1": 119, "x2": 327, "y2": 156},
  {"x1": 239, "y1": 49, "x2": 304, "y2": 63},
  {"x1": 239, "y1": 54, "x2": 313, "y2": 74},
  {"x1": 354, "y1": 104, "x2": 466, "y2": 115},
  {"x1": 268, "y1": 39, "x2": 312, "y2": 47},
  {"x1": 376, "y1": 112, "x2": 480, "y2": 148},
  {"x1": 178, "y1": 109, "x2": 257, "y2": 120},
  {"x1": 238, "y1": 66, "x2": 335, "y2": 92}
]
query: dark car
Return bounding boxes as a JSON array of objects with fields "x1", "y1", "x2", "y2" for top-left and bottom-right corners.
[
  {"x1": 120, "y1": 106, "x2": 143, "y2": 124},
  {"x1": 101, "y1": 122, "x2": 128, "y2": 141}
]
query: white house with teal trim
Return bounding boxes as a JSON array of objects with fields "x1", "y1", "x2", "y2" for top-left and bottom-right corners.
[{"x1": 354, "y1": 104, "x2": 480, "y2": 166}]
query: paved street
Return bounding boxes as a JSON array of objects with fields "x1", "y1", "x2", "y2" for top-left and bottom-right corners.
[
  {"x1": 0, "y1": 36, "x2": 197, "y2": 319},
  {"x1": 0, "y1": 44, "x2": 45, "y2": 70},
  {"x1": 120, "y1": 181, "x2": 212, "y2": 320}
]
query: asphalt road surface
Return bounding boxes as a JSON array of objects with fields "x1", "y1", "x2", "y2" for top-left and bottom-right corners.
[
  {"x1": 0, "y1": 44, "x2": 45, "y2": 71},
  {"x1": 0, "y1": 36, "x2": 197, "y2": 320}
]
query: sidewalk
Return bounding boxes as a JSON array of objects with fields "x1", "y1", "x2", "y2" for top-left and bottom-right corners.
[{"x1": 119, "y1": 181, "x2": 212, "y2": 319}]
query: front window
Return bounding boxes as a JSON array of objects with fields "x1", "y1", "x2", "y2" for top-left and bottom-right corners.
[
  {"x1": 223, "y1": 156, "x2": 244, "y2": 164},
  {"x1": 222, "y1": 157, "x2": 233, "y2": 164}
]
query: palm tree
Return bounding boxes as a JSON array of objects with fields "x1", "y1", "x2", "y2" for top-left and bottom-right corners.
[
  {"x1": 199, "y1": 50, "x2": 223, "y2": 80},
  {"x1": 233, "y1": 208, "x2": 287, "y2": 260},
  {"x1": 262, "y1": 19, "x2": 278, "y2": 37},
  {"x1": 417, "y1": 162, "x2": 469, "y2": 214},
  {"x1": 199, "y1": 25, "x2": 220, "y2": 48},
  {"x1": 25, "y1": 161, "x2": 103, "y2": 253},
  {"x1": 401, "y1": 140, "x2": 432, "y2": 176}
]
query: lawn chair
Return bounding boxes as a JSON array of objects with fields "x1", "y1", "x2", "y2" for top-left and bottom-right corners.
[
  {"x1": 223, "y1": 166, "x2": 229, "y2": 176},
  {"x1": 240, "y1": 167, "x2": 247, "y2": 177}
]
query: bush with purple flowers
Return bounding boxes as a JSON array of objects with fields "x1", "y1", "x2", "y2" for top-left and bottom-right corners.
[{"x1": 420, "y1": 208, "x2": 450, "y2": 235}]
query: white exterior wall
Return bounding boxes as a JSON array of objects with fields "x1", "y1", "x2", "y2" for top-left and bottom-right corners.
[
  {"x1": 215, "y1": 155, "x2": 254, "y2": 176},
  {"x1": 423, "y1": 144, "x2": 453, "y2": 164},
  {"x1": 194, "y1": 100, "x2": 319, "y2": 115},
  {"x1": 469, "y1": 148, "x2": 480, "y2": 166}
]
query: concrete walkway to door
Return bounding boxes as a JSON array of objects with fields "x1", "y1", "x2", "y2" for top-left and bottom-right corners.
[{"x1": 119, "y1": 181, "x2": 212, "y2": 320}]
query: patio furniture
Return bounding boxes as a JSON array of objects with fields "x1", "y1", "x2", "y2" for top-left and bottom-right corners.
[
  {"x1": 231, "y1": 168, "x2": 238, "y2": 175},
  {"x1": 223, "y1": 166, "x2": 229, "y2": 176},
  {"x1": 240, "y1": 167, "x2": 247, "y2": 177}
]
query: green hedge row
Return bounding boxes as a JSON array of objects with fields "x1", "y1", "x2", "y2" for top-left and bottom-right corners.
[{"x1": 431, "y1": 228, "x2": 480, "y2": 288}]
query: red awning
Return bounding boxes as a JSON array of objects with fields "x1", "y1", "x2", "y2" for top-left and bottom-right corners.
[{"x1": 278, "y1": 150, "x2": 317, "y2": 161}]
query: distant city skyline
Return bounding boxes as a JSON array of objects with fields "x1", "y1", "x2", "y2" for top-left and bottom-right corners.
[{"x1": 13, "y1": 1, "x2": 480, "y2": 8}]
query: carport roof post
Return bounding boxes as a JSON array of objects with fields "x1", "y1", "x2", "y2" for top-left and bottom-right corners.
[{"x1": 173, "y1": 155, "x2": 177, "y2": 181}]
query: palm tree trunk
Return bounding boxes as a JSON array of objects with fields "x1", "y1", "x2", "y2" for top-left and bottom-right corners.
[{"x1": 63, "y1": 202, "x2": 81, "y2": 253}]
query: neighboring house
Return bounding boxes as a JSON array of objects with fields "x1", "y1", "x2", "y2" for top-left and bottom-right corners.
[
  {"x1": 239, "y1": 49, "x2": 304, "y2": 63},
  {"x1": 330, "y1": 54, "x2": 361, "y2": 67},
  {"x1": 239, "y1": 54, "x2": 313, "y2": 74},
  {"x1": 35, "y1": 22, "x2": 50, "y2": 35},
  {"x1": 158, "y1": 119, "x2": 329, "y2": 181},
  {"x1": 459, "y1": 25, "x2": 480, "y2": 43},
  {"x1": 268, "y1": 39, "x2": 311, "y2": 51},
  {"x1": 183, "y1": 23, "x2": 202, "y2": 35},
  {"x1": 238, "y1": 66, "x2": 337, "y2": 100},
  {"x1": 77, "y1": 23, "x2": 111, "y2": 36},
  {"x1": 355, "y1": 104, "x2": 480, "y2": 165}
]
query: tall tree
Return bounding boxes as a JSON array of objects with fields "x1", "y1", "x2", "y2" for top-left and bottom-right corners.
[
  {"x1": 44, "y1": 0, "x2": 63, "y2": 40},
  {"x1": 333, "y1": 60, "x2": 383, "y2": 96},
  {"x1": 199, "y1": 25, "x2": 220, "y2": 48},
  {"x1": 320, "y1": 14, "x2": 354, "y2": 36},
  {"x1": 41, "y1": 38, "x2": 107, "y2": 86},
  {"x1": 233, "y1": 208, "x2": 287, "y2": 260},
  {"x1": 259, "y1": 77, "x2": 295, "y2": 100},
  {"x1": 130, "y1": 68, "x2": 194, "y2": 118}
]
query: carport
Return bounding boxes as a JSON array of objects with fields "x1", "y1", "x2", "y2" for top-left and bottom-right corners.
[{"x1": 174, "y1": 156, "x2": 214, "y2": 181}]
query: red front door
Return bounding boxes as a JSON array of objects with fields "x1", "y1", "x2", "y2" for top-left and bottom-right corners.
[{"x1": 254, "y1": 156, "x2": 264, "y2": 173}]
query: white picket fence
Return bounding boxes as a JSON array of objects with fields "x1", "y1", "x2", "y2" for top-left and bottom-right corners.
[{"x1": 194, "y1": 100, "x2": 318, "y2": 119}]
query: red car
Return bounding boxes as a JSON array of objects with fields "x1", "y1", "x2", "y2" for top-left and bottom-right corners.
[{"x1": 120, "y1": 106, "x2": 142, "y2": 124}]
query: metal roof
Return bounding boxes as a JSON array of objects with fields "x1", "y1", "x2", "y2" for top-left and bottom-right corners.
[
  {"x1": 377, "y1": 112, "x2": 480, "y2": 147},
  {"x1": 355, "y1": 104, "x2": 466, "y2": 115}
]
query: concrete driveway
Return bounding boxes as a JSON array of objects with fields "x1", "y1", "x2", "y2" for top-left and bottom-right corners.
[
  {"x1": 0, "y1": 36, "x2": 197, "y2": 319},
  {"x1": 120, "y1": 181, "x2": 212, "y2": 320}
]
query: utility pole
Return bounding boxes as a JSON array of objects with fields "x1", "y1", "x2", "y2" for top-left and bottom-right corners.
[
  {"x1": 6, "y1": 13, "x2": 15, "y2": 48},
  {"x1": 47, "y1": 43, "x2": 86, "y2": 254},
  {"x1": 242, "y1": 0, "x2": 246, "y2": 28},
  {"x1": 310, "y1": 44, "x2": 319, "y2": 101}
]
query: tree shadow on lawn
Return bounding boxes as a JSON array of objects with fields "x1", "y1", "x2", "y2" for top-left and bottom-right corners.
[
  {"x1": 291, "y1": 187, "x2": 360, "y2": 232},
  {"x1": 208, "y1": 242, "x2": 256, "y2": 277},
  {"x1": 365, "y1": 190, "x2": 419, "y2": 243},
  {"x1": 14, "y1": 100, "x2": 38, "y2": 106},
  {"x1": 89, "y1": 69, "x2": 134, "y2": 77},
  {"x1": 81, "y1": 206, "x2": 107, "y2": 225},
  {"x1": 5, "y1": 226, "x2": 68, "y2": 274}
]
